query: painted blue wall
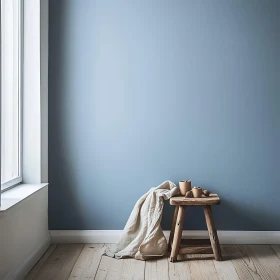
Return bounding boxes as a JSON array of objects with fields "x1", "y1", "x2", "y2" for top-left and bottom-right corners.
[{"x1": 49, "y1": 0, "x2": 280, "y2": 230}]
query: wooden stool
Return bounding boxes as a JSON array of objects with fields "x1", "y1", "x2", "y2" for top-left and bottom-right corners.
[{"x1": 168, "y1": 194, "x2": 222, "y2": 262}]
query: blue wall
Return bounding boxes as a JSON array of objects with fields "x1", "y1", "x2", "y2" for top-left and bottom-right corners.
[{"x1": 49, "y1": 0, "x2": 280, "y2": 230}]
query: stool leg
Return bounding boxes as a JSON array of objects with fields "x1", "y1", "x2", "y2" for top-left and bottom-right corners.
[
  {"x1": 204, "y1": 205, "x2": 223, "y2": 261},
  {"x1": 168, "y1": 205, "x2": 179, "y2": 252},
  {"x1": 170, "y1": 206, "x2": 185, "y2": 262}
]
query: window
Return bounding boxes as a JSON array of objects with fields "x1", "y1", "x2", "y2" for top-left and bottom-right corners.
[{"x1": 1, "y1": 0, "x2": 22, "y2": 191}]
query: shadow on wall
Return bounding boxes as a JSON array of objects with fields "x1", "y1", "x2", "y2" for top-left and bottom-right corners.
[{"x1": 48, "y1": 0, "x2": 89, "y2": 229}]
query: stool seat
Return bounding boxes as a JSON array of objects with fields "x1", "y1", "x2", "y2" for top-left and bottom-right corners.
[
  {"x1": 170, "y1": 194, "x2": 220, "y2": 206},
  {"x1": 168, "y1": 193, "x2": 222, "y2": 262}
]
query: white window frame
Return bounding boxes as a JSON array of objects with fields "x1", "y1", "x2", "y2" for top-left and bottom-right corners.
[
  {"x1": 0, "y1": 0, "x2": 48, "y2": 210},
  {"x1": 0, "y1": 0, "x2": 23, "y2": 192}
]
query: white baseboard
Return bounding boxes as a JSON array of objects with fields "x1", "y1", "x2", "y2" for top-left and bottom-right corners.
[
  {"x1": 4, "y1": 236, "x2": 51, "y2": 280},
  {"x1": 50, "y1": 230, "x2": 280, "y2": 245}
]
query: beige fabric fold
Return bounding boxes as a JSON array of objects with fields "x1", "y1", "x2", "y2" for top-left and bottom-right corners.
[{"x1": 107, "y1": 180, "x2": 180, "y2": 260}]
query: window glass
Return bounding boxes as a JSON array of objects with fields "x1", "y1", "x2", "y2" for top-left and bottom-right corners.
[{"x1": 1, "y1": 0, "x2": 21, "y2": 190}]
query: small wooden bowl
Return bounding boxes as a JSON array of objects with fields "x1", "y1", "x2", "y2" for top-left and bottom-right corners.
[{"x1": 192, "y1": 186, "x2": 202, "y2": 198}]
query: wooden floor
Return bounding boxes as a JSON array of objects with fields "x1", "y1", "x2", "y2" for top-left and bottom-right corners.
[{"x1": 25, "y1": 244, "x2": 280, "y2": 280}]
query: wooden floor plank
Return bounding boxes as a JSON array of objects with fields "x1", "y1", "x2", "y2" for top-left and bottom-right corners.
[
  {"x1": 145, "y1": 257, "x2": 169, "y2": 280},
  {"x1": 169, "y1": 254, "x2": 192, "y2": 280},
  {"x1": 25, "y1": 244, "x2": 280, "y2": 280},
  {"x1": 271, "y1": 245, "x2": 280, "y2": 259},
  {"x1": 247, "y1": 245, "x2": 280, "y2": 279},
  {"x1": 95, "y1": 244, "x2": 145, "y2": 280},
  {"x1": 31, "y1": 244, "x2": 84, "y2": 280},
  {"x1": 214, "y1": 245, "x2": 239, "y2": 280},
  {"x1": 223, "y1": 245, "x2": 270, "y2": 280},
  {"x1": 68, "y1": 244, "x2": 105, "y2": 280},
  {"x1": 94, "y1": 255, "x2": 121, "y2": 280},
  {"x1": 95, "y1": 244, "x2": 121, "y2": 280},
  {"x1": 213, "y1": 246, "x2": 240, "y2": 280},
  {"x1": 118, "y1": 258, "x2": 145, "y2": 280},
  {"x1": 187, "y1": 254, "x2": 219, "y2": 280},
  {"x1": 25, "y1": 244, "x2": 57, "y2": 280}
]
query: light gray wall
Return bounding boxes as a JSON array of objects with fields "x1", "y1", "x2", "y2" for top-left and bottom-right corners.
[{"x1": 49, "y1": 0, "x2": 280, "y2": 230}]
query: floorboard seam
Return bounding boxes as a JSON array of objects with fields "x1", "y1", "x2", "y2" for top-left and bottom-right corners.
[
  {"x1": 93, "y1": 243, "x2": 106, "y2": 280},
  {"x1": 67, "y1": 244, "x2": 85, "y2": 280}
]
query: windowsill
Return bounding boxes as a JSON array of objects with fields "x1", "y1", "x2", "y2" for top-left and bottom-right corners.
[{"x1": 0, "y1": 183, "x2": 48, "y2": 213}]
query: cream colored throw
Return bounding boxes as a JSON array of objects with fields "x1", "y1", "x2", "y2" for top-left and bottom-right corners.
[{"x1": 107, "y1": 181, "x2": 180, "y2": 260}]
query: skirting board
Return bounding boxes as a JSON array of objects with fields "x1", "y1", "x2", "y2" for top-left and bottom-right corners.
[{"x1": 50, "y1": 230, "x2": 280, "y2": 245}]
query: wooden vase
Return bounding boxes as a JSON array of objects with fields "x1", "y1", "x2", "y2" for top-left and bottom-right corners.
[{"x1": 179, "y1": 180, "x2": 191, "y2": 195}]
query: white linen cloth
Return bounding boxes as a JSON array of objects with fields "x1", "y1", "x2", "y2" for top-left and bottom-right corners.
[{"x1": 107, "y1": 180, "x2": 180, "y2": 260}]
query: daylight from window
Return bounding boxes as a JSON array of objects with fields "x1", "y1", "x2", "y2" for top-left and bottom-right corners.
[{"x1": 1, "y1": 0, "x2": 22, "y2": 191}]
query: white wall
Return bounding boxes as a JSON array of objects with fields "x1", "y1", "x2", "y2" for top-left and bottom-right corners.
[{"x1": 0, "y1": 187, "x2": 50, "y2": 280}]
